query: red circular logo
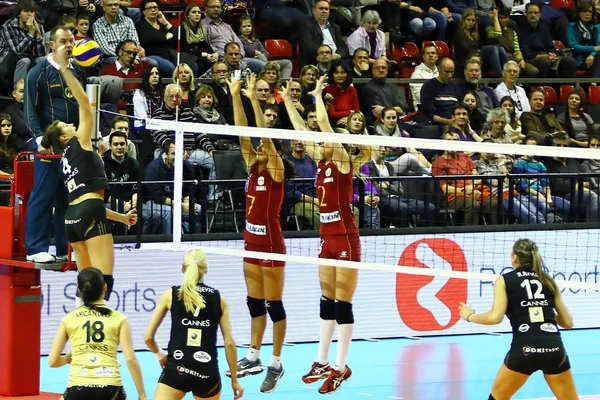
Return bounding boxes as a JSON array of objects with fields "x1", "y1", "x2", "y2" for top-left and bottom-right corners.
[{"x1": 396, "y1": 238, "x2": 468, "y2": 331}]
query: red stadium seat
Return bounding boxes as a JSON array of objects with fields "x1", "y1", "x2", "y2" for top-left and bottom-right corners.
[
  {"x1": 559, "y1": 85, "x2": 587, "y2": 104},
  {"x1": 552, "y1": 0, "x2": 576, "y2": 10},
  {"x1": 422, "y1": 40, "x2": 450, "y2": 58},
  {"x1": 185, "y1": 0, "x2": 205, "y2": 6},
  {"x1": 399, "y1": 60, "x2": 418, "y2": 78},
  {"x1": 392, "y1": 42, "x2": 420, "y2": 64},
  {"x1": 589, "y1": 86, "x2": 600, "y2": 104},
  {"x1": 264, "y1": 39, "x2": 293, "y2": 60}
]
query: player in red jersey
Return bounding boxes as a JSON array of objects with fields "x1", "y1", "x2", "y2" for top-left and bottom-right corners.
[
  {"x1": 282, "y1": 75, "x2": 371, "y2": 394},
  {"x1": 225, "y1": 74, "x2": 295, "y2": 394}
]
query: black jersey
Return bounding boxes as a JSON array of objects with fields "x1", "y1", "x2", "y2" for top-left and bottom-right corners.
[
  {"x1": 504, "y1": 268, "x2": 561, "y2": 341},
  {"x1": 61, "y1": 137, "x2": 109, "y2": 203},
  {"x1": 167, "y1": 283, "x2": 222, "y2": 369}
]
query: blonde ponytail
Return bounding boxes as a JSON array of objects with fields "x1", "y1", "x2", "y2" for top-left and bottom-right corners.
[
  {"x1": 513, "y1": 239, "x2": 559, "y2": 295},
  {"x1": 178, "y1": 249, "x2": 208, "y2": 313}
]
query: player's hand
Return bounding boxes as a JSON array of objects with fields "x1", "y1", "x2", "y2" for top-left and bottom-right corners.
[
  {"x1": 281, "y1": 78, "x2": 294, "y2": 102},
  {"x1": 308, "y1": 75, "x2": 326, "y2": 98},
  {"x1": 64, "y1": 351, "x2": 72, "y2": 364},
  {"x1": 122, "y1": 209, "x2": 138, "y2": 225},
  {"x1": 37, "y1": 143, "x2": 54, "y2": 155},
  {"x1": 158, "y1": 353, "x2": 167, "y2": 368},
  {"x1": 138, "y1": 395, "x2": 148, "y2": 400},
  {"x1": 242, "y1": 73, "x2": 257, "y2": 100},
  {"x1": 458, "y1": 302, "x2": 475, "y2": 321},
  {"x1": 225, "y1": 76, "x2": 243, "y2": 96},
  {"x1": 232, "y1": 380, "x2": 244, "y2": 399}
]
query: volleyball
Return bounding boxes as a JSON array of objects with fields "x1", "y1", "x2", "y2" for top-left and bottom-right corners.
[{"x1": 72, "y1": 38, "x2": 102, "y2": 67}]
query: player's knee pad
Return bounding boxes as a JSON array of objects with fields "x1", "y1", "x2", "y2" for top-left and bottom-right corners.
[
  {"x1": 266, "y1": 300, "x2": 286, "y2": 323},
  {"x1": 246, "y1": 296, "x2": 267, "y2": 318},
  {"x1": 335, "y1": 300, "x2": 354, "y2": 325},
  {"x1": 103, "y1": 275, "x2": 114, "y2": 301},
  {"x1": 320, "y1": 296, "x2": 335, "y2": 320}
]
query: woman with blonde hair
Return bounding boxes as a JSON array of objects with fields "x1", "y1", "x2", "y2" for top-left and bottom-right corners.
[
  {"x1": 173, "y1": 63, "x2": 196, "y2": 110},
  {"x1": 460, "y1": 239, "x2": 577, "y2": 400},
  {"x1": 144, "y1": 249, "x2": 244, "y2": 400},
  {"x1": 259, "y1": 61, "x2": 284, "y2": 102}
]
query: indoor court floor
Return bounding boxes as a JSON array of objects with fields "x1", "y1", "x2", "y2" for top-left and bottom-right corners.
[{"x1": 40, "y1": 329, "x2": 600, "y2": 399}]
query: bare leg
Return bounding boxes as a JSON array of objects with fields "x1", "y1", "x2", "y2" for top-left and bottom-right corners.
[{"x1": 490, "y1": 364, "x2": 530, "y2": 400}]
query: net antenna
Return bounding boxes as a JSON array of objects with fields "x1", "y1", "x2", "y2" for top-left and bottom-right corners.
[{"x1": 173, "y1": 12, "x2": 184, "y2": 251}]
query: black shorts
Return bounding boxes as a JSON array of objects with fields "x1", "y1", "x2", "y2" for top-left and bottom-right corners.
[
  {"x1": 504, "y1": 342, "x2": 571, "y2": 376},
  {"x1": 65, "y1": 198, "x2": 109, "y2": 243},
  {"x1": 159, "y1": 362, "x2": 221, "y2": 398},
  {"x1": 63, "y1": 385, "x2": 126, "y2": 400}
]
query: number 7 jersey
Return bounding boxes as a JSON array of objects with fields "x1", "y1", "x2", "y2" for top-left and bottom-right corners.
[{"x1": 62, "y1": 306, "x2": 127, "y2": 387}]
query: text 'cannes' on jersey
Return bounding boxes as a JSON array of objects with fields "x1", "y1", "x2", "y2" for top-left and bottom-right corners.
[
  {"x1": 244, "y1": 163, "x2": 285, "y2": 246},
  {"x1": 167, "y1": 284, "x2": 222, "y2": 369},
  {"x1": 315, "y1": 160, "x2": 358, "y2": 236},
  {"x1": 61, "y1": 137, "x2": 110, "y2": 203},
  {"x1": 503, "y1": 268, "x2": 562, "y2": 342},
  {"x1": 62, "y1": 306, "x2": 127, "y2": 387}
]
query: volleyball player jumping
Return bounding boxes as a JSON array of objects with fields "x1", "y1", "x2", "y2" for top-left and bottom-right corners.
[
  {"x1": 459, "y1": 238, "x2": 578, "y2": 400},
  {"x1": 40, "y1": 45, "x2": 137, "y2": 304},
  {"x1": 144, "y1": 249, "x2": 244, "y2": 400},
  {"x1": 282, "y1": 75, "x2": 371, "y2": 394},
  {"x1": 48, "y1": 267, "x2": 147, "y2": 400},
  {"x1": 223, "y1": 74, "x2": 295, "y2": 393}
]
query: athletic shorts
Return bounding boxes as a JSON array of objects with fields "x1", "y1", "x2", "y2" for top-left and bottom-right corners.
[
  {"x1": 63, "y1": 385, "x2": 126, "y2": 400},
  {"x1": 243, "y1": 241, "x2": 286, "y2": 267},
  {"x1": 318, "y1": 234, "x2": 361, "y2": 262},
  {"x1": 159, "y1": 363, "x2": 221, "y2": 397},
  {"x1": 504, "y1": 342, "x2": 571, "y2": 375},
  {"x1": 65, "y1": 198, "x2": 109, "y2": 243}
]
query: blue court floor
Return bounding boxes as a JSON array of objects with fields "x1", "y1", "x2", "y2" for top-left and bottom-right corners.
[{"x1": 40, "y1": 330, "x2": 600, "y2": 399}]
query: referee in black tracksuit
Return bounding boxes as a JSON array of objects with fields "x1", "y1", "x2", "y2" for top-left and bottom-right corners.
[
  {"x1": 459, "y1": 238, "x2": 578, "y2": 400},
  {"x1": 24, "y1": 25, "x2": 85, "y2": 264}
]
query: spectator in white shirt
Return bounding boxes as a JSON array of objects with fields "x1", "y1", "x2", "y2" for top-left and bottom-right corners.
[
  {"x1": 410, "y1": 43, "x2": 439, "y2": 111},
  {"x1": 493, "y1": 60, "x2": 530, "y2": 118}
]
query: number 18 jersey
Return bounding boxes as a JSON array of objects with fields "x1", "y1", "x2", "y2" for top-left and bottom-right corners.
[
  {"x1": 504, "y1": 268, "x2": 561, "y2": 341},
  {"x1": 62, "y1": 306, "x2": 127, "y2": 387}
]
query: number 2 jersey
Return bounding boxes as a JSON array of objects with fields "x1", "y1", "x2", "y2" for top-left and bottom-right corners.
[
  {"x1": 315, "y1": 160, "x2": 358, "y2": 236},
  {"x1": 167, "y1": 283, "x2": 222, "y2": 370},
  {"x1": 503, "y1": 268, "x2": 563, "y2": 346},
  {"x1": 61, "y1": 137, "x2": 109, "y2": 203},
  {"x1": 244, "y1": 163, "x2": 285, "y2": 248},
  {"x1": 62, "y1": 306, "x2": 127, "y2": 387}
]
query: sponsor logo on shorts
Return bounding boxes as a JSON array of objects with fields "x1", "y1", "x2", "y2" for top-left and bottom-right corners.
[
  {"x1": 173, "y1": 350, "x2": 184, "y2": 360},
  {"x1": 176, "y1": 366, "x2": 209, "y2": 379},
  {"x1": 339, "y1": 251, "x2": 348, "y2": 259},
  {"x1": 540, "y1": 322, "x2": 558, "y2": 333},
  {"x1": 395, "y1": 239, "x2": 468, "y2": 332},
  {"x1": 246, "y1": 221, "x2": 266, "y2": 235},
  {"x1": 518, "y1": 324, "x2": 530, "y2": 333},
  {"x1": 65, "y1": 219, "x2": 81, "y2": 225},
  {"x1": 194, "y1": 351, "x2": 212, "y2": 363},
  {"x1": 522, "y1": 345, "x2": 560, "y2": 355},
  {"x1": 94, "y1": 367, "x2": 115, "y2": 377},
  {"x1": 320, "y1": 211, "x2": 341, "y2": 223}
]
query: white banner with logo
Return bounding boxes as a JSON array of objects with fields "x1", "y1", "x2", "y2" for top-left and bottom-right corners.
[{"x1": 39, "y1": 230, "x2": 600, "y2": 354}]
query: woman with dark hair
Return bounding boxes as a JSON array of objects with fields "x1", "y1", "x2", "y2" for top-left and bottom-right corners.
[
  {"x1": 144, "y1": 249, "x2": 244, "y2": 400},
  {"x1": 41, "y1": 46, "x2": 137, "y2": 304},
  {"x1": 0, "y1": 114, "x2": 17, "y2": 176},
  {"x1": 133, "y1": 65, "x2": 165, "y2": 127},
  {"x1": 459, "y1": 239, "x2": 577, "y2": 400},
  {"x1": 567, "y1": 1, "x2": 600, "y2": 78},
  {"x1": 225, "y1": 74, "x2": 295, "y2": 394},
  {"x1": 558, "y1": 91, "x2": 595, "y2": 147},
  {"x1": 135, "y1": 0, "x2": 177, "y2": 77},
  {"x1": 463, "y1": 90, "x2": 485, "y2": 134},
  {"x1": 500, "y1": 96, "x2": 525, "y2": 143},
  {"x1": 48, "y1": 267, "x2": 147, "y2": 400},
  {"x1": 180, "y1": 4, "x2": 218, "y2": 76},
  {"x1": 323, "y1": 60, "x2": 359, "y2": 128},
  {"x1": 454, "y1": 8, "x2": 508, "y2": 77}
]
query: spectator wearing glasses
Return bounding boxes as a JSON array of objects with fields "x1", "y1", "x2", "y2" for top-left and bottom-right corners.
[
  {"x1": 520, "y1": 87, "x2": 564, "y2": 145},
  {"x1": 102, "y1": 39, "x2": 151, "y2": 109},
  {"x1": 499, "y1": 96, "x2": 525, "y2": 142},
  {"x1": 517, "y1": 3, "x2": 576, "y2": 79},
  {"x1": 299, "y1": 65, "x2": 320, "y2": 106},
  {"x1": 544, "y1": 132, "x2": 600, "y2": 222},
  {"x1": 103, "y1": 129, "x2": 140, "y2": 215},
  {"x1": 206, "y1": 61, "x2": 234, "y2": 125},
  {"x1": 316, "y1": 44, "x2": 333, "y2": 75},
  {"x1": 136, "y1": 0, "x2": 177, "y2": 77},
  {"x1": 93, "y1": 0, "x2": 144, "y2": 64},
  {"x1": 493, "y1": 60, "x2": 530, "y2": 118},
  {"x1": 567, "y1": 1, "x2": 600, "y2": 78}
]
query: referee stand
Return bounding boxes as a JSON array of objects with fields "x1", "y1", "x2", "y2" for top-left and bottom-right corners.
[{"x1": 0, "y1": 153, "x2": 74, "y2": 398}]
